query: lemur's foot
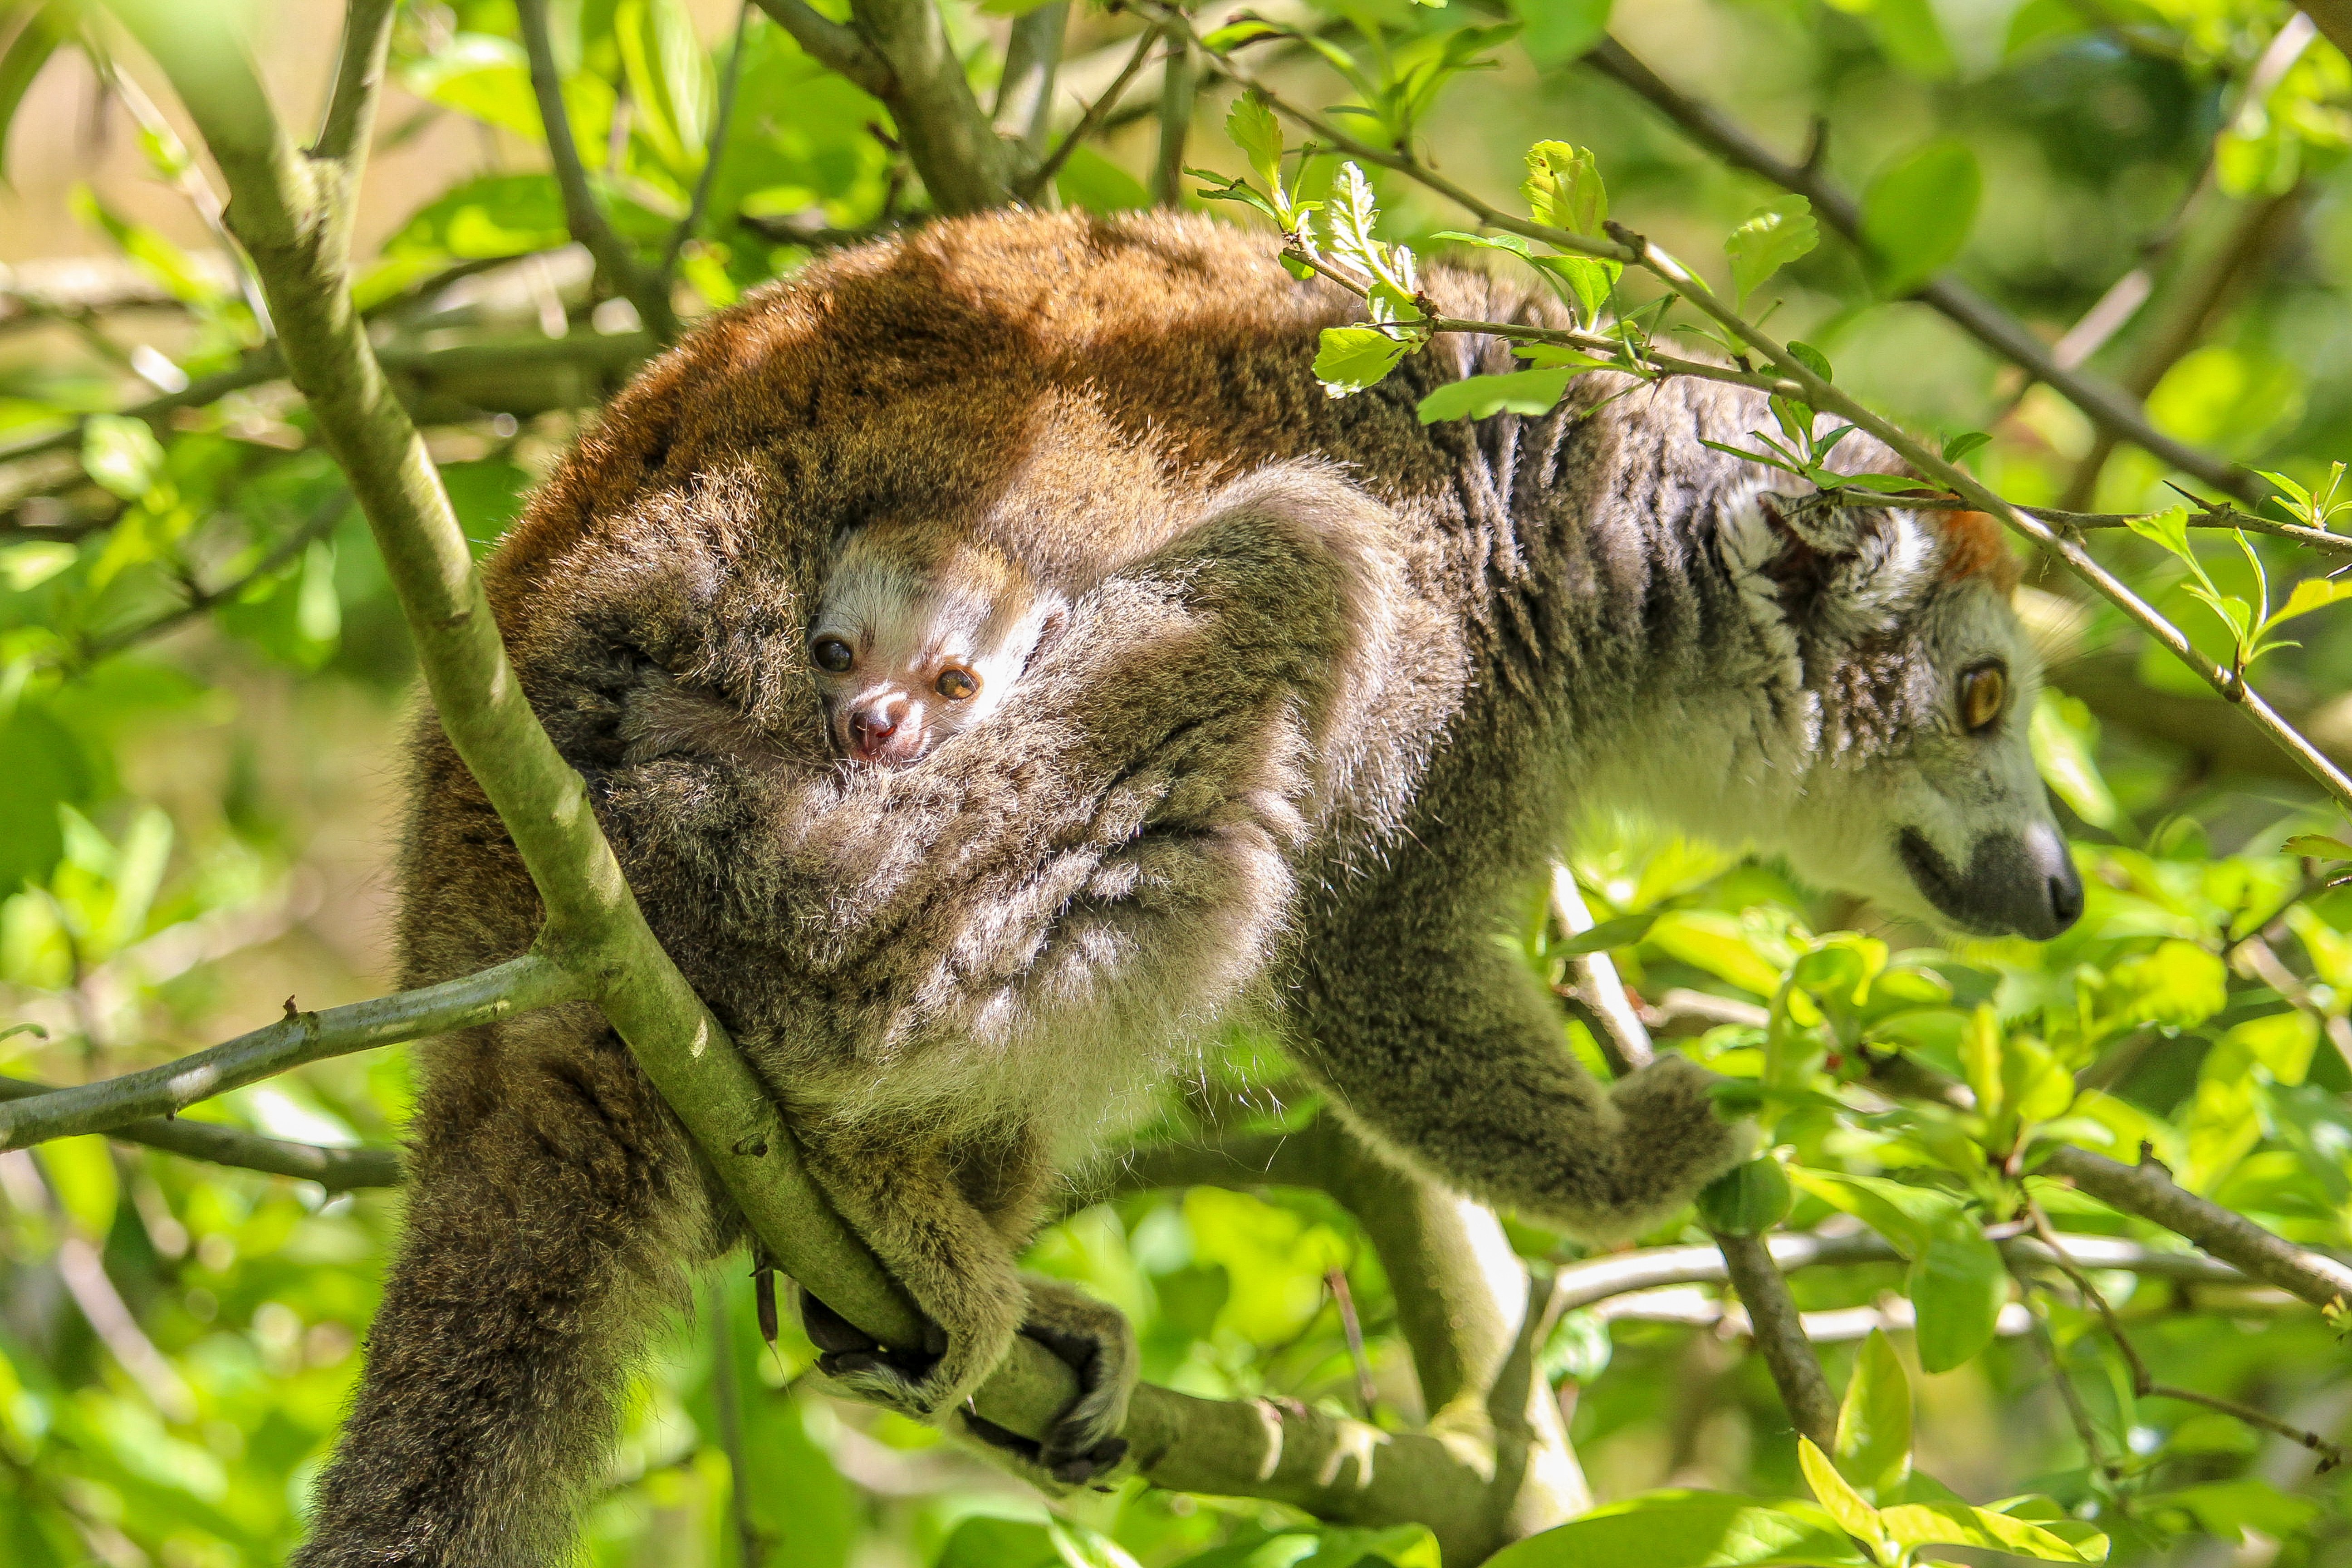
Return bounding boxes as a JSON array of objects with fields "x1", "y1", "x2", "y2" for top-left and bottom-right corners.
[
  {"x1": 959, "y1": 1276, "x2": 1137, "y2": 1485},
  {"x1": 801, "y1": 1289, "x2": 959, "y2": 1422}
]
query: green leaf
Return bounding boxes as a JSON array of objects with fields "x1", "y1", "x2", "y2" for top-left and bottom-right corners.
[
  {"x1": 1785, "y1": 341, "x2": 1833, "y2": 383},
  {"x1": 2030, "y1": 691, "x2": 2118, "y2": 829},
  {"x1": 2124, "y1": 504, "x2": 2195, "y2": 567},
  {"x1": 616, "y1": 0, "x2": 716, "y2": 177},
  {"x1": 1483, "y1": 1491, "x2": 1867, "y2": 1568},
  {"x1": 1416, "y1": 368, "x2": 1576, "y2": 424},
  {"x1": 1788, "y1": 1169, "x2": 1962, "y2": 1257},
  {"x1": 0, "y1": 1, "x2": 71, "y2": 189},
  {"x1": 937, "y1": 1517, "x2": 1063, "y2": 1568},
  {"x1": 2258, "y1": 467, "x2": 2313, "y2": 510},
  {"x1": 80, "y1": 413, "x2": 164, "y2": 501},
  {"x1": 1875, "y1": 1503, "x2": 2105, "y2": 1562},
  {"x1": 1725, "y1": 196, "x2": 1818, "y2": 310},
  {"x1": 1524, "y1": 142, "x2": 1608, "y2": 237},
  {"x1": 1832, "y1": 473, "x2": 1940, "y2": 495},
  {"x1": 1859, "y1": 140, "x2": 1980, "y2": 296},
  {"x1": 1227, "y1": 93, "x2": 1286, "y2": 193},
  {"x1": 1906, "y1": 1223, "x2": 2006, "y2": 1373},
  {"x1": 1315, "y1": 327, "x2": 1416, "y2": 397},
  {"x1": 1798, "y1": 1438, "x2": 1886, "y2": 1555},
  {"x1": 1696, "y1": 1157, "x2": 1793, "y2": 1235},
  {"x1": 2225, "y1": 1010, "x2": 2317, "y2": 1088},
  {"x1": 1645, "y1": 911, "x2": 1786, "y2": 996},
  {"x1": 2265, "y1": 575, "x2": 2352, "y2": 629},
  {"x1": 2097, "y1": 940, "x2": 2227, "y2": 1031},
  {"x1": 1557, "y1": 908, "x2": 1661, "y2": 955},
  {"x1": 1514, "y1": 0, "x2": 1612, "y2": 64},
  {"x1": 1942, "y1": 430, "x2": 1991, "y2": 464},
  {"x1": 1201, "y1": 18, "x2": 1288, "y2": 50},
  {"x1": 1834, "y1": 1331, "x2": 1912, "y2": 1504},
  {"x1": 1861, "y1": 0, "x2": 1958, "y2": 79},
  {"x1": 2283, "y1": 833, "x2": 2352, "y2": 859},
  {"x1": 1959, "y1": 1003, "x2": 2003, "y2": 1129},
  {"x1": 1058, "y1": 144, "x2": 1152, "y2": 213}
]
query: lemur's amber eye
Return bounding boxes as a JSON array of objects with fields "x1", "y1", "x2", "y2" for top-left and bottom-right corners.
[
  {"x1": 812, "y1": 637, "x2": 854, "y2": 674},
  {"x1": 936, "y1": 667, "x2": 978, "y2": 701},
  {"x1": 1958, "y1": 662, "x2": 2007, "y2": 733}
]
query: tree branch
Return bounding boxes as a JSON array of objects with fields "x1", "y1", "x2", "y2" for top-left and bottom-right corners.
[
  {"x1": 1152, "y1": 26, "x2": 1195, "y2": 207},
  {"x1": 994, "y1": 0, "x2": 1068, "y2": 157},
  {"x1": 840, "y1": 0, "x2": 1014, "y2": 213},
  {"x1": 311, "y1": 0, "x2": 395, "y2": 166},
  {"x1": 1548, "y1": 863, "x2": 1652, "y2": 1072},
  {"x1": 1580, "y1": 34, "x2": 2261, "y2": 505},
  {"x1": 751, "y1": 0, "x2": 891, "y2": 96},
  {"x1": 0, "y1": 955, "x2": 583, "y2": 1150},
  {"x1": 1710, "y1": 1230, "x2": 1838, "y2": 1446},
  {"x1": 515, "y1": 0, "x2": 679, "y2": 341},
  {"x1": 2039, "y1": 1144, "x2": 2352, "y2": 1309},
  {"x1": 0, "y1": 1078, "x2": 401, "y2": 1191}
]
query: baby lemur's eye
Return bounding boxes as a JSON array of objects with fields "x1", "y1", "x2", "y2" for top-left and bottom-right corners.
[
  {"x1": 935, "y1": 667, "x2": 978, "y2": 701},
  {"x1": 811, "y1": 637, "x2": 854, "y2": 674},
  {"x1": 1958, "y1": 662, "x2": 2007, "y2": 733}
]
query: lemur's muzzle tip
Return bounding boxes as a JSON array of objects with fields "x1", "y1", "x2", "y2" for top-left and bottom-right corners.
[{"x1": 1899, "y1": 821, "x2": 2084, "y2": 941}]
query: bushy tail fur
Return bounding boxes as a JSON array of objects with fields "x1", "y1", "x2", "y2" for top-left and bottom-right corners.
[{"x1": 294, "y1": 1006, "x2": 723, "y2": 1568}]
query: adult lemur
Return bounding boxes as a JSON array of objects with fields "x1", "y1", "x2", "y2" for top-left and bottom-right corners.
[{"x1": 300, "y1": 212, "x2": 2079, "y2": 1563}]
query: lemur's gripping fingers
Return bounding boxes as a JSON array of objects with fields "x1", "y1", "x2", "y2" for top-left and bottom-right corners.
[
  {"x1": 1606, "y1": 1054, "x2": 1759, "y2": 1228},
  {"x1": 799, "y1": 1288, "x2": 1001, "y2": 1427},
  {"x1": 956, "y1": 1276, "x2": 1137, "y2": 1487}
]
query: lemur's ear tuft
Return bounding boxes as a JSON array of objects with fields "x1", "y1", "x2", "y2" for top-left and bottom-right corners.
[{"x1": 1935, "y1": 510, "x2": 2022, "y2": 593}]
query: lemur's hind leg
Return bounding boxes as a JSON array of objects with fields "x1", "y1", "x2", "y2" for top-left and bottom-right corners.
[
  {"x1": 798, "y1": 1128, "x2": 1135, "y2": 1483},
  {"x1": 796, "y1": 1132, "x2": 1028, "y2": 1427}
]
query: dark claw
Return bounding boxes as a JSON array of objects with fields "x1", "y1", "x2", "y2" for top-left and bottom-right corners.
[
  {"x1": 799, "y1": 1289, "x2": 879, "y2": 1354},
  {"x1": 1045, "y1": 1437, "x2": 1127, "y2": 1485},
  {"x1": 965, "y1": 1412, "x2": 1128, "y2": 1485}
]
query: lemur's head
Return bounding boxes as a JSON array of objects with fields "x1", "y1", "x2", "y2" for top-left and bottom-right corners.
[
  {"x1": 1720, "y1": 490, "x2": 2083, "y2": 941},
  {"x1": 809, "y1": 521, "x2": 1064, "y2": 766}
]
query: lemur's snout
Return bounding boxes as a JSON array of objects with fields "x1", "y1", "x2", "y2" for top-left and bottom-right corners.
[
  {"x1": 1898, "y1": 820, "x2": 2083, "y2": 940},
  {"x1": 847, "y1": 691, "x2": 918, "y2": 763}
]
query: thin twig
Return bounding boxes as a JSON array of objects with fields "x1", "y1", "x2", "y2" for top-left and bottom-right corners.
[
  {"x1": 0, "y1": 1077, "x2": 401, "y2": 1190},
  {"x1": 1547, "y1": 863, "x2": 1653, "y2": 1071},
  {"x1": 2025, "y1": 1304, "x2": 2120, "y2": 1481},
  {"x1": 1022, "y1": 25, "x2": 1158, "y2": 200},
  {"x1": 994, "y1": 0, "x2": 1068, "y2": 156},
  {"x1": 515, "y1": 0, "x2": 678, "y2": 341},
  {"x1": 664, "y1": 0, "x2": 754, "y2": 282},
  {"x1": 78, "y1": 488, "x2": 352, "y2": 665},
  {"x1": 0, "y1": 954, "x2": 587, "y2": 1151},
  {"x1": 2021, "y1": 1199, "x2": 2348, "y2": 1471},
  {"x1": 1816, "y1": 490, "x2": 2352, "y2": 559},
  {"x1": 710, "y1": 1278, "x2": 767, "y2": 1568},
  {"x1": 1710, "y1": 1229, "x2": 1838, "y2": 1447},
  {"x1": 1579, "y1": 34, "x2": 2259, "y2": 504},
  {"x1": 1326, "y1": 1266, "x2": 1379, "y2": 1416}
]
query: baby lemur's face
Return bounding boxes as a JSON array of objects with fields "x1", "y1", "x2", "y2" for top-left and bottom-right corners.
[{"x1": 809, "y1": 528, "x2": 1062, "y2": 767}]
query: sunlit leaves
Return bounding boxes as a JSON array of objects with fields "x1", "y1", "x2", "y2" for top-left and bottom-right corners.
[
  {"x1": 1481, "y1": 1490, "x2": 1866, "y2": 1568},
  {"x1": 1695, "y1": 1156, "x2": 1793, "y2": 1235},
  {"x1": 1858, "y1": 142, "x2": 1980, "y2": 296},
  {"x1": 1313, "y1": 326, "x2": 1416, "y2": 397},
  {"x1": 616, "y1": 0, "x2": 716, "y2": 178},
  {"x1": 1523, "y1": 141, "x2": 1607, "y2": 238},
  {"x1": 2029, "y1": 692, "x2": 2118, "y2": 829},
  {"x1": 1415, "y1": 367, "x2": 1575, "y2": 424},
  {"x1": 1833, "y1": 1332, "x2": 1911, "y2": 1504},
  {"x1": 1724, "y1": 196, "x2": 1818, "y2": 311}
]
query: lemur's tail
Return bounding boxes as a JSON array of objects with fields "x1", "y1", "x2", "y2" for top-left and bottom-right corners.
[{"x1": 293, "y1": 1009, "x2": 718, "y2": 1568}]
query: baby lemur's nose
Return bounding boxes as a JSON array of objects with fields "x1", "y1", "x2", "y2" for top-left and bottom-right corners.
[{"x1": 850, "y1": 693, "x2": 911, "y2": 757}]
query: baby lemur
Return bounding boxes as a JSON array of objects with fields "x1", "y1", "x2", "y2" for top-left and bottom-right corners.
[
  {"x1": 808, "y1": 522, "x2": 1064, "y2": 766},
  {"x1": 299, "y1": 212, "x2": 2078, "y2": 1566}
]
